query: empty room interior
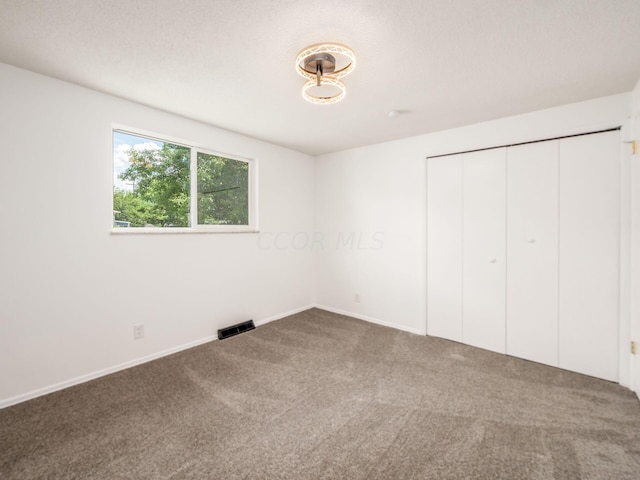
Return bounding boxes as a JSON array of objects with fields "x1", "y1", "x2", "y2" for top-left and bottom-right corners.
[{"x1": 2, "y1": 1, "x2": 640, "y2": 478}]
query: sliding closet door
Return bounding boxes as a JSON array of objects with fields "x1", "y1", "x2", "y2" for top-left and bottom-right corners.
[
  {"x1": 427, "y1": 155, "x2": 463, "y2": 341},
  {"x1": 559, "y1": 131, "x2": 619, "y2": 381},
  {"x1": 506, "y1": 141, "x2": 559, "y2": 366},
  {"x1": 463, "y1": 148, "x2": 506, "y2": 354}
]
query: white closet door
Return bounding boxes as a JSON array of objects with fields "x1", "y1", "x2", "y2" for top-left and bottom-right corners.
[
  {"x1": 559, "y1": 131, "x2": 619, "y2": 381},
  {"x1": 427, "y1": 155, "x2": 463, "y2": 341},
  {"x1": 463, "y1": 148, "x2": 506, "y2": 353},
  {"x1": 506, "y1": 141, "x2": 559, "y2": 366}
]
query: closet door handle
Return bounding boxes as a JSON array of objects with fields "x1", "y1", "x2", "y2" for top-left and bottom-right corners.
[
  {"x1": 527, "y1": 237, "x2": 536, "y2": 244},
  {"x1": 488, "y1": 257, "x2": 497, "y2": 263}
]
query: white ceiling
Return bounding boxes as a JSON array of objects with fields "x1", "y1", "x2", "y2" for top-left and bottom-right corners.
[{"x1": 1, "y1": 0, "x2": 640, "y2": 155}]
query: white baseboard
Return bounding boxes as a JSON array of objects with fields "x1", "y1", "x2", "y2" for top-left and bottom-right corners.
[
  {"x1": 254, "y1": 304, "x2": 315, "y2": 327},
  {"x1": 1, "y1": 304, "x2": 414, "y2": 409},
  {"x1": 0, "y1": 304, "x2": 316, "y2": 410},
  {"x1": 0, "y1": 334, "x2": 217, "y2": 410},
  {"x1": 313, "y1": 304, "x2": 426, "y2": 336}
]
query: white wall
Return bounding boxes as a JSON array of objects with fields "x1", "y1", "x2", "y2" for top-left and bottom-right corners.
[
  {"x1": 314, "y1": 142, "x2": 427, "y2": 334},
  {"x1": 0, "y1": 63, "x2": 316, "y2": 407},
  {"x1": 630, "y1": 79, "x2": 640, "y2": 397},
  {"x1": 315, "y1": 93, "x2": 631, "y2": 346}
]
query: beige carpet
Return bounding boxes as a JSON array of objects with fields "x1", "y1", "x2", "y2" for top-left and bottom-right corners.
[{"x1": 1, "y1": 308, "x2": 640, "y2": 479}]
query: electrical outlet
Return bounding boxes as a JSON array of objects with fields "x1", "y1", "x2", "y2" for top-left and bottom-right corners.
[
  {"x1": 355, "y1": 293, "x2": 361, "y2": 303},
  {"x1": 133, "y1": 324, "x2": 144, "y2": 340}
]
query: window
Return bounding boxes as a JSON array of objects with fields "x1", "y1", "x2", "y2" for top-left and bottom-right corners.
[
  {"x1": 197, "y1": 152, "x2": 249, "y2": 226},
  {"x1": 112, "y1": 129, "x2": 255, "y2": 232}
]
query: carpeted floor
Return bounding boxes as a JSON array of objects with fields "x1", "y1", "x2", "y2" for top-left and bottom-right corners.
[{"x1": 1, "y1": 308, "x2": 640, "y2": 479}]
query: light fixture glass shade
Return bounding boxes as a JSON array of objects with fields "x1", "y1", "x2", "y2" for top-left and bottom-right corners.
[
  {"x1": 295, "y1": 43, "x2": 356, "y2": 80},
  {"x1": 302, "y1": 78, "x2": 346, "y2": 105}
]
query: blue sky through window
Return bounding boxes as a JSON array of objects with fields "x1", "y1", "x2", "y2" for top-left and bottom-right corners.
[{"x1": 113, "y1": 131, "x2": 163, "y2": 191}]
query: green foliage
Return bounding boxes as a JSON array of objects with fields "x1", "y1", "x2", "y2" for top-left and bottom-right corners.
[
  {"x1": 113, "y1": 190, "x2": 162, "y2": 227},
  {"x1": 115, "y1": 142, "x2": 190, "y2": 227},
  {"x1": 197, "y1": 153, "x2": 249, "y2": 225},
  {"x1": 113, "y1": 141, "x2": 249, "y2": 227}
]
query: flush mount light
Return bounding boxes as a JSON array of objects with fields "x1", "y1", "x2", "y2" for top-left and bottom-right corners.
[{"x1": 295, "y1": 43, "x2": 355, "y2": 104}]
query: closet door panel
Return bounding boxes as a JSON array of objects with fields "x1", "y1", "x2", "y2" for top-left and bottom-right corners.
[
  {"x1": 559, "y1": 131, "x2": 619, "y2": 381},
  {"x1": 427, "y1": 155, "x2": 463, "y2": 341},
  {"x1": 463, "y1": 148, "x2": 506, "y2": 353},
  {"x1": 506, "y1": 141, "x2": 559, "y2": 366}
]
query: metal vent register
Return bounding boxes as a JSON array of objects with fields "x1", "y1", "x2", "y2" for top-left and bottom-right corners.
[{"x1": 217, "y1": 320, "x2": 255, "y2": 340}]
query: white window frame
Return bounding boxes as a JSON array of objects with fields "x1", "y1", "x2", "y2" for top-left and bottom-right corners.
[{"x1": 111, "y1": 126, "x2": 258, "y2": 234}]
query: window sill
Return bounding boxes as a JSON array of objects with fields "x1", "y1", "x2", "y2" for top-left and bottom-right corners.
[{"x1": 111, "y1": 227, "x2": 259, "y2": 235}]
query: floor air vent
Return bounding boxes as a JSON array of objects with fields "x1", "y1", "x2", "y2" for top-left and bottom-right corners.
[{"x1": 218, "y1": 320, "x2": 255, "y2": 340}]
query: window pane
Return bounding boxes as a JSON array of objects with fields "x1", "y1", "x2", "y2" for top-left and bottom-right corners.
[
  {"x1": 113, "y1": 131, "x2": 191, "y2": 227},
  {"x1": 197, "y1": 153, "x2": 249, "y2": 225}
]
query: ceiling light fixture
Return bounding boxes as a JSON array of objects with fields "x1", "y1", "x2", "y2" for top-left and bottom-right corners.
[{"x1": 295, "y1": 43, "x2": 355, "y2": 105}]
